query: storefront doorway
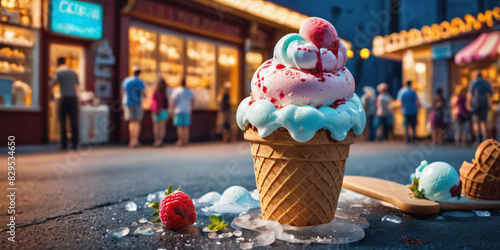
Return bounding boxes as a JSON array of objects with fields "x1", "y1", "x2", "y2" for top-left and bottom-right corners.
[{"x1": 47, "y1": 42, "x2": 86, "y2": 142}]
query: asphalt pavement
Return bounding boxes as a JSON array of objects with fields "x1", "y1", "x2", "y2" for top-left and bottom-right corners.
[{"x1": 1, "y1": 140, "x2": 499, "y2": 249}]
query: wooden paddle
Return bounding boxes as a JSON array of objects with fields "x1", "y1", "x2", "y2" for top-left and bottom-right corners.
[{"x1": 342, "y1": 175, "x2": 500, "y2": 215}]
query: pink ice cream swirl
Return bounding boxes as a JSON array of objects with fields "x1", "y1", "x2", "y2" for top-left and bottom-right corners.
[{"x1": 250, "y1": 17, "x2": 353, "y2": 108}]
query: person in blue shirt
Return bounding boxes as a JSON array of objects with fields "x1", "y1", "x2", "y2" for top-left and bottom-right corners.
[
  {"x1": 121, "y1": 66, "x2": 145, "y2": 148},
  {"x1": 397, "y1": 80, "x2": 420, "y2": 143},
  {"x1": 468, "y1": 72, "x2": 492, "y2": 144}
]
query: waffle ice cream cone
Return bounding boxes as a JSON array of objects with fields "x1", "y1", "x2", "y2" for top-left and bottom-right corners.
[
  {"x1": 244, "y1": 126, "x2": 356, "y2": 226},
  {"x1": 460, "y1": 139, "x2": 500, "y2": 200}
]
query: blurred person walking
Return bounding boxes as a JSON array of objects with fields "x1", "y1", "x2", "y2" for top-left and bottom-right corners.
[
  {"x1": 468, "y1": 72, "x2": 492, "y2": 144},
  {"x1": 122, "y1": 66, "x2": 145, "y2": 148},
  {"x1": 361, "y1": 86, "x2": 377, "y2": 141},
  {"x1": 430, "y1": 88, "x2": 446, "y2": 144},
  {"x1": 171, "y1": 79, "x2": 194, "y2": 146},
  {"x1": 218, "y1": 82, "x2": 232, "y2": 143},
  {"x1": 397, "y1": 80, "x2": 420, "y2": 143},
  {"x1": 374, "y1": 83, "x2": 393, "y2": 141},
  {"x1": 49, "y1": 57, "x2": 80, "y2": 150},
  {"x1": 451, "y1": 85, "x2": 470, "y2": 145},
  {"x1": 151, "y1": 78, "x2": 169, "y2": 147}
]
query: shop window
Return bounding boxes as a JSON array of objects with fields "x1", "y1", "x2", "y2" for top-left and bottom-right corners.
[
  {"x1": 159, "y1": 34, "x2": 183, "y2": 87},
  {"x1": 186, "y1": 40, "x2": 216, "y2": 109},
  {"x1": 0, "y1": 23, "x2": 38, "y2": 108},
  {"x1": 129, "y1": 27, "x2": 157, "y2": 110},
  {"x1": 0, "y1": 0, "x2": 41, "y2": 28},
  {"x1": 128, "y1": 25, "x2": 241, "y2": 111},
  {"x1": 217, "y1": 46, "x2": 239, "y2": 108}
]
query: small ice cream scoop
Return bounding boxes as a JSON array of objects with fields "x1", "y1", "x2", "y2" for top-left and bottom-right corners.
[{"x1": 411, "y1": 161, "x2": 462, "y2": 202}]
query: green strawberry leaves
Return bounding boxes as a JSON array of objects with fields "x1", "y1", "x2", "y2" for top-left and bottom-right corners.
[
  {"x1": 150, "y1": 201, "x2": 162, "y2": 223},
  {"x1": 409, "y1": 177, "x2": 425, "y2": 199},
  {"x1": 207, "y1": 215, "x2": 228, "y2": 232},
  {"x1": 151, "y1": 202, "x2": 160, "y2": 210},
  {"x1": 165, "y1": 184, "x2": 181, "y2": 196}
]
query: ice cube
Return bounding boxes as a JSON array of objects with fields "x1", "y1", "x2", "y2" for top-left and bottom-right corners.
[
  {"x1": 473, "y1": 210, "x2": 491, "y2": 217},
  {"x1": 138, "y1": 217, "x2": 149, "y2": 223},
  {"x1": 220, "y1": 232, "x2": 233, "y2": 238},
  {"x1": 151, "y1": 223, "x2": 164, "y2": 232},
  {"x1": 134, "y1": 225, "x2": 154, "y2": 236},
  {"x1": 233, "y1": 230, "x2": 243, "y2": 237},
  {"x1": 106, "y1": 227, "x2": 129, "y2": 238},
  {"x1": 196, "y1": 192, "x2": 222, "y2": 205},
  {"x1": 250, "y1": 189, "x2": 259, "y2": 200},
  {"x1": 239, "y1": 212, "x2": 251, "y2": 221},
  {"x1": 253, "y1": 231, "x2": 275, "y2": 247},
  {"x1": 232, "y1": 208, "x2": 367, "y2": 245},
  {"x1": 200, "y1": 203, "x2": 248, "y2": 215},
  {"x1": 381, "y1": 215, "x2": 402, "y2": 224},
  {"x1": 202, "y1": 227, "x2": 211, "y2": 233},
  {"x1": 208, "y1": 232, "x2": 219, "y2": 239},
  {"x1": 157, "y1": 191, "x2": 166, "y2": 200},
  {"x1": 443, "y1": 211, "x2": 475, "y2": 217},
  {"x1": 147, "y1": 193, "x2": 157, "y2": 202},
  {"x1": 435, "y1": 216, "x2": 445, "y2": 221},
  {"x1": 220, "y1": 186, "x2": 252, "y2": 205},
  {"x1": 236, "y1": 237, "x2": 245, "y2": 242},
  {"x1": 239, "y1": 242, "x2": 254, "y2": 249},
  {"x1": 124, "y1": 201, "x2": 137, "y2": 212},
  {"x1": 130, "y1": 222, "x2": 138, "y2": 226}
]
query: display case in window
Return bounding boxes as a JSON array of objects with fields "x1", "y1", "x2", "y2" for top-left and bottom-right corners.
[
  {"x1": 159, "y1": 33, "x2": 183, "y2": 86},
  {"x1": 0, "y1": 0, "x2": 41, "y2": 28},
  {"x1": 129, "y1": 27, "x2": 157, "y2": 109},
  {"x1": 0, "y1": 23, "x2": 37, "y2": 108},
  {"x1": 186, "y1": 40, "x2": 215, "y2": 109}
]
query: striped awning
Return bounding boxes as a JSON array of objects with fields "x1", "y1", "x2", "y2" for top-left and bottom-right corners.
[{"x1": 455, "y1": 31, "x2": 500, "y2": 64}]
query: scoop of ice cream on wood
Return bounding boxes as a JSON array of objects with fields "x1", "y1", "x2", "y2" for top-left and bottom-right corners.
[{"x1": 411, "y1": 161, "x2": 462, "y2": 202}]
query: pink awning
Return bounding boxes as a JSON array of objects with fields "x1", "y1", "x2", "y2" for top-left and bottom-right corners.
[{"x1": 455, "y1": 31, "x2": 500, "y2": 64}]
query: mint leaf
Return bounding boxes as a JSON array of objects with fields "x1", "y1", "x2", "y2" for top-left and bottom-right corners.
[
  {"x1": 209, "y1": 215, "x2": 218, "y2": 224},
  {"x1": 207, "y1": 215, "x2": 228, "y2": 232},
  {"x1": 151, "y1": 211, "x2": 159, "y2": 216},
  {"x1": 152, "y1": 217, "x2": 161, "y2": 223}
]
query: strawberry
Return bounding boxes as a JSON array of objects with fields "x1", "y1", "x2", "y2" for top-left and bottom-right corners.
[{"x1": 151, "y1": 184, "x2": 196, "y2": 229}]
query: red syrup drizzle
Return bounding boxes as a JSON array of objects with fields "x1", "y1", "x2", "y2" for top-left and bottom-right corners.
[
  {"x1": 248, "y1": 93, "x2": 255, "y2": 106},
  {"x1": 329, "y1": 98, "x2": 346, "y2": 109},
  {"x1": 262, "y1": 86, "x2": 267, "y2": 93},
  {"x1": 276, "y1": 64, "x2": 285, "y2": 69},
  {"x1": 256, "y1": 59, "x2": 273, "y2": 79}
]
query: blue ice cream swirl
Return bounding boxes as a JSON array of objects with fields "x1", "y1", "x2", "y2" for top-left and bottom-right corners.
[{"x1": 236, "y1": 94, "x2": 366, "y2": 142}]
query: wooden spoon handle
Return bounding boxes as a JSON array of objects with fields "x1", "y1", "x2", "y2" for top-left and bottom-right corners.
[{"x1": 342, "y1": 175, "x2": 440, "y2": 215}]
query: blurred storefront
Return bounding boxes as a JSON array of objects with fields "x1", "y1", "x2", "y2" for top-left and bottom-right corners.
[
  {"x1": 0, "y1": 0, "x2": 43, "y2": 144},
  {"x1": 372, "y1": 7, "x2": 500, "y2": 138},
  {"x1": 119, "y1": 0, "x2": 351, "y2": 142},
  {"x1": 0, "y1": 0, "x2": 118, "y2": 145}
]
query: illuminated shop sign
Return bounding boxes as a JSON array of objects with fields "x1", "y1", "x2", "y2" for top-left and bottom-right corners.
[
  {"x1": 373, "y1": 7, "x2": 500, "y2": 56},
  {"x1": 50, "y1": 0, "x2": 103, "y2": 40},
  {"x1": 210, "y1": 0, "x2": 308, "y2": 30}
]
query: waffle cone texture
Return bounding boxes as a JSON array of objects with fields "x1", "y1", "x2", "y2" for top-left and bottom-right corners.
[
  {"x1": 460, "y1": 139, "x2": 500, "y2": 200},
  {"x1": 244, "y1": 126, "x2": 356, "y2": 226}
]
